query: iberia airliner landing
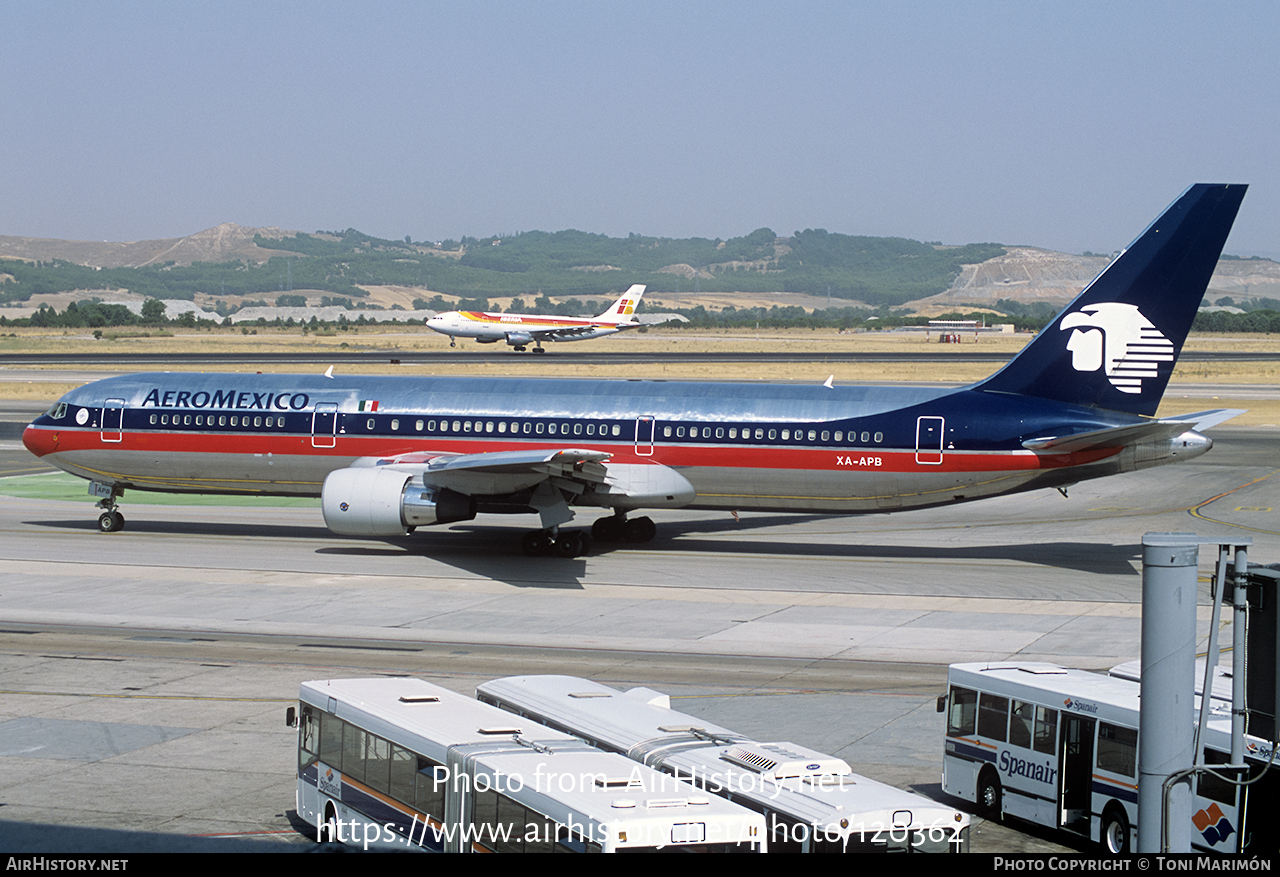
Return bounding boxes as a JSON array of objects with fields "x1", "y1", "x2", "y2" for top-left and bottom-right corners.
[{"x1": 426, "y1": 285, "x2": 645, "y2": 352}]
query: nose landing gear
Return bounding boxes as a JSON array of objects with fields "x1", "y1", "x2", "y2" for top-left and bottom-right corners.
[{"x1": 95, "y1": 485, "x2": 125, "y2": 532}]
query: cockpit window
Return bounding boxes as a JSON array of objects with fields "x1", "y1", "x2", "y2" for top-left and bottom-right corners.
[{"x1": 46, "y1": 403, "x2": 68, "y2": 420}]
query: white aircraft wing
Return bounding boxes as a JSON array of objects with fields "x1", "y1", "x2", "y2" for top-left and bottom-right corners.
[{"x1": 529, "y1": 324, "x2": 606, "y2": 340}]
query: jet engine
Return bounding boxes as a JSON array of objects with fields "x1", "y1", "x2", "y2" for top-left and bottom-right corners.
[
  {"x1": 321, "y1": 467, "x2": 476, "y2": 536},
  {"x1": 504, "y1": 331, "x2": 534, "y2": 347}
]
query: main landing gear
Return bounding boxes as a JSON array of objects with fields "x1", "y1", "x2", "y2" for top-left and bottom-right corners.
[
  {"x1": 522, "y1": 528, "x2": 589, "y2": 557},
  {"x1": 590, "y1": 512, "x2": 656, "y2": 544}
]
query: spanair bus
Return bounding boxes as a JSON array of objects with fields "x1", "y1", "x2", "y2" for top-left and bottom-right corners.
[
  {"x1": 290, "y1": 677, "x2": 766, "y2": 852},
  {"x1": 940, "y1": 662, "x2": 1276, "y2": 854},
  {"x1": 476, "y1": 674, "x2": 970, "y2": 852}
]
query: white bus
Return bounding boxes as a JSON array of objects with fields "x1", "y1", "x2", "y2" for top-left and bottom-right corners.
[
  {"x1": 476, "y1": 674, "x2": 970, "y2": 853},
  {"x1": 941, "y1": 662, "x2": 1276, "y2": 854},
  {"x1": 292, "y1": 678, "x2": 767, "y2": 852}
]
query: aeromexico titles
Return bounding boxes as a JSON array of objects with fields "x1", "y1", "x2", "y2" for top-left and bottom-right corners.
[{"x1": 23, "y1": 185, "x2": 1248, "y2": 557}]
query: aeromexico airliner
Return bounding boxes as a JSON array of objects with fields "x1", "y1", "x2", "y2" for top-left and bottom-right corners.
[
  {"x1": 426, "y1": 284, "x2": 645, "y2": 352},
  {"x1": 23, "y1": 185, "x2": 1247, "y2": 556}
]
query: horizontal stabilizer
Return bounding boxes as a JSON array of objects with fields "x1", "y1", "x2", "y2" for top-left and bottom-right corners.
[
  {"x1": 1022, "y1": 420, "x2": 1194, "y2": 453},
  {"x1": 1153, "y1": 408, "x2": 1245, "y2": 432}
]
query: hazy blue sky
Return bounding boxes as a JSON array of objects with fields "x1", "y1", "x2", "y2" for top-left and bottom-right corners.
[{"x1": 3, "y1": 1, "x2": 1276, "y2": 257}]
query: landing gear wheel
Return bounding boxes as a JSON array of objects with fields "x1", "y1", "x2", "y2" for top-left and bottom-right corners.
[
  {"x1": 623, "y1": 516, "x2": 656, "y2": 543},
  {"x1": 555, "y1": 531, "x2": 587, "y2": 557},
  {"x1": 532, "y1": 347, "x2": 546, "y2": 354},
  {"x1": 522, "y1": 530, "x2": 551, "y2": 556},
  {"x1": 592, "y1": 515, "x2": 625, "y2": 542},
  {"x1": 98, "y1": 511, "x2": 124, "y2": 533}
]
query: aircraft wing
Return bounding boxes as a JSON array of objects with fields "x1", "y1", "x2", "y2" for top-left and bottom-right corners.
[
  {"x1": 362, "y1": 447, "x2": 611, "y2": 490},
  {"x1": 529, "y1": 324, "x2": 609, "y2": 340},
  {"x1": 1020, "y1": 409, "x2": 1243, "y2": 454}
]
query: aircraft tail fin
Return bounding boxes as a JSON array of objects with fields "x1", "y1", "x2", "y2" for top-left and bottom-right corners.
[
  {"x1": 976, "y1": 184, "x2": 1247, "y2": 417},
  {"x1": 597, "y1": 284, "x2": 645, "y2": 321}
]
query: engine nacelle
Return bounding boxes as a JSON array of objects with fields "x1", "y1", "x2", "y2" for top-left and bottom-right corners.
[
  {"x1": 321, "y1": 467, "x2": 476, "y2": 536},
  {"x1": 505, "y1": 331, "x2": 534, "y2": 346}
]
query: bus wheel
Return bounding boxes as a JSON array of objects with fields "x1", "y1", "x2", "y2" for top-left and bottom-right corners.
[
  {"x1": 1101, "y1": 806, "x2": 1129, "y2": 854},
  {"x1": 321, "y1": 801, "x2": 340, "y2": 844},
  {"x1": 977, "y1": 770, "x2": 1002, "y2": 818}
]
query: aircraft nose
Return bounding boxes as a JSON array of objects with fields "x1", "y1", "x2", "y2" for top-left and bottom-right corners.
[{"x1": 22, "y1": 424, "x2": 58, "y2": 458}]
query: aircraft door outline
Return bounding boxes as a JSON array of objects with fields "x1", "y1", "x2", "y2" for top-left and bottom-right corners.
[
  {"x1": 101, "y1": 399, "x2": 124, "y2": 443},
  {"x1": 635, "y1": 415, "x2": 655, "y2": 457},
  {"x1": 311, "y1": 403, "x2": 338, "y2": 448},
  {"x1": 915, "y1": 416, "x2": 945, "y2": 464}
]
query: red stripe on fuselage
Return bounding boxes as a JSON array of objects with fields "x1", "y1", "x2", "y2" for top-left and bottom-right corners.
[{"x1": 26, "y1": 426, "x2": 1121, "y2": 473}]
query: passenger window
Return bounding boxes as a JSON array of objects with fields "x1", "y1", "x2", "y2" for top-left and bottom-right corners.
[
  {"x1": 807, "y1": 430, "x2": 816, "y2": 441},
  {"x1": 729, "y1": 428, "x2": 737, "y2": 439},
  {"x1": 821, "y1": 430, "x2": 829, "y2": 441},
  {"x1": 977, "y1": 693, "x2": 1009, "y2": 742},
  {"x1": 768, "y1": 429, "x2": 776, "y2": 440},
  {"x1": 689, "y1": 427, "x2": 698, "y2": 438},
  {"x1": 716, "y1": 427, "x2": 724, "y2": 439},
  {"x1": 874, "y1": 432, "x2": 883, "y2": 442},
  {"x1": 416, "y1": 420, "x2": 424, "y2": 431},
  {"x1": 486, "y1": 421, "x2": 494, "y2": 433},
  {"x1": 781, "y1": 429, "x2": 790, "y2": 440},
  {"x1": 611, "y1": 425, "x2": 621, "y2": 436},
  {"x1": 365, "y1": 418, "x2": 373, "y2": 430},
  {"x1": 1097, "y1": 723, "x2": 1137, "y2": 776},
  {"x1": 391, "y1": 419, "x2": 400, "y2": 431},
  {"x1": 861, "y1": 431, "x2": 870, "y2": 443}
]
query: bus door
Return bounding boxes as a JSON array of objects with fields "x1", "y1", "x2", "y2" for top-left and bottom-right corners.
[
  {"x1": 101, "y1": 398, "x2": 124, "y2": 443},
  {"x1": 311, "y1": 403, "x2": 337, "y2": 448},
  {"x1": 1058, "y1": 714, "x2": 1095, "y2": 835},
  {"x1": 915, "y1": 416, "x2": 944, "y2": 464},
  {"x1": 635, "y1": 415, "x2": 655, "y2": 457}
]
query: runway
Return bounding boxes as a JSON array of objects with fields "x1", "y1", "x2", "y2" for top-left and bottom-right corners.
[{"x1": 1, "y1": 410, "x2": 1276, "y2": 851}]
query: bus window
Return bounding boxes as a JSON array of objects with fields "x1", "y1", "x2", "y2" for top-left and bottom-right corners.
[
  {"x1": 1010, "y1": 701, "x2": 1057, "y2": 754},
  {"x1": 977, "y1": 693, "x2": 1009, "y2": 742},
  {"x1": 1097, "y1": 722, "x2": 1137, "y2": 776},
  {"x1": 947, "y1": 686, "x2": 977, "y2": 737}
]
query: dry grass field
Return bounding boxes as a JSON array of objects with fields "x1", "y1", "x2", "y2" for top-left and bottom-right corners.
[{"x1": 2, "y1": 326, "x2": 1277, "y2": 424}]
